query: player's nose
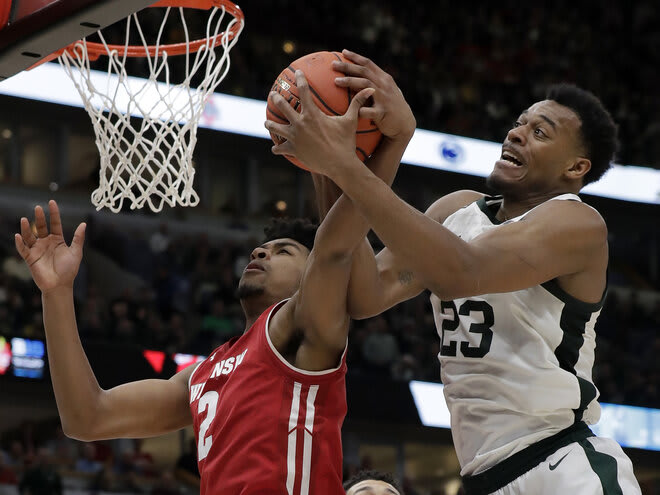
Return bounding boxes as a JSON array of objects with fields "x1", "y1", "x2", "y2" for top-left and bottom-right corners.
[
  {"x1": 506, "y1": 125, "x2": 526, "y2": 145},
  {"x1": 250, "y1": 246, "x2": 269, "y2": 260}
]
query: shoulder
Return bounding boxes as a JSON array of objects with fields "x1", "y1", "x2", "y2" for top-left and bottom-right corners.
[
  {"x1": 425, "y1": 190, "x2": 484, "y2": 223},
  {"x1": 525, "y1": 198, "x2": 608, "y2": 239}
]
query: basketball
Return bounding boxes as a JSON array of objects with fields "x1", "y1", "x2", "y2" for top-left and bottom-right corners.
[{"x1": 266, "y1": 51, "x2": 383, "y2": 170}]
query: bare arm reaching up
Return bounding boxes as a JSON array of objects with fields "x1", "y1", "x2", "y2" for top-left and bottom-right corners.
[
  {"x1": 265, "y1": 59, "x2": 416, "y2": 371},
  {"x1": 15, "y1": 201, "x2": 192, "y2": 441}
]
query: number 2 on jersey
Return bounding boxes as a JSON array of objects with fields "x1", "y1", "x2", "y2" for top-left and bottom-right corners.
[
  {"x1": 197, "y1": 391, "x2": 219, "y2": 460},
  {"x1": 440, "y1": 300, "x2": 494, "y2": 358}
]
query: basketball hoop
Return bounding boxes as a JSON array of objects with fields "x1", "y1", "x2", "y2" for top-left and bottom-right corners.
[{"x1": 57, "y1": 0, "x2": 245, "y2": 212}]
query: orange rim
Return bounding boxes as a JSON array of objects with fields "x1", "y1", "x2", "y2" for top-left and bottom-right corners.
[{"x1": 56, "y1": 0, "x2": 244, "y2": 61}]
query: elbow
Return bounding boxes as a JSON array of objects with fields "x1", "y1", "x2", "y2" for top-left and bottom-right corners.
[
  {"x1": 61, "y1": 423, "x2": 92, "y2": 442},
  {"x1": 60, "y1": 414, "x2": 102, "y2": 442}
]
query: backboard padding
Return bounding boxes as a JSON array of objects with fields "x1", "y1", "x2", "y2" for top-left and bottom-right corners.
[{"x1": 0, "y1": 0, "x2": 157, "y2": 81}]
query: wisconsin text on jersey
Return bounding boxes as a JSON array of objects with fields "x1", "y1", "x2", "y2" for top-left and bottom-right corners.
[{"x1": 190, "y1": 348, "x2": 248, "y2": 403}]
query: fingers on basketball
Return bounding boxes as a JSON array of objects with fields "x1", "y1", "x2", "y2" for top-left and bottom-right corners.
[
  {"x1": 266, "y1": 51, "x2": 383, "y2": 168},
  {"x1": 346, "y1": 88, "x2": 376, "y2": 120},
  {"x1": 342, "y1": 49, "x2": 374, "y2": 70},
  {"x1": 294, "y1": 70, "x2": 315, "y2": 112}
]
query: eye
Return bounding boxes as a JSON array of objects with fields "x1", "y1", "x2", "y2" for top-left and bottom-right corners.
[
  {"x1": 513, "y1": 121, "x2": 522, "y2": 128},
  {"x1": 279, "y1": 249, "x2": 291, "y2": 255},
  {"x1": 534, "y1": 127, "x2": 546, "y2": 137}
]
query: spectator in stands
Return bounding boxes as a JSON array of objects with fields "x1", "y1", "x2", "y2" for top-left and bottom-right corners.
[
  {"x1": 18, "y1": 447, "x2": 62, "y2": 495},
  {"x1": 74, "y1": 443, "x2": 102, "y2": 475},
  {"x1": 150, "y1": 470, "x2": 181, "y2": 495},
  {"x1": 199, "y1": 297, "x2": 240, "y2": 346},
  {"x1": 174, "y1": 438, "x2": 199, "y2": 490},
  {"x1": 0, "y1": 448, "x2": 18, "y2": 485},
  {"x1": 361, "y1": 316, "x2": 400, "y2": 371},
  {"x1": 2, "y1": 251, "x2": 32, "y2": 284},
  {"x1": 44, "y1": 425, "x2": 76, "y2": 471}
]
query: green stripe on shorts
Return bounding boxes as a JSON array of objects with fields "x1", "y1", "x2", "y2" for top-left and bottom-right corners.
[{"x1": 579, "y1": 439, "x2": 623, "y2": 495}]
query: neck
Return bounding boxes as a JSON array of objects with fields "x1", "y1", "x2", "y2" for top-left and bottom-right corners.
[
  {"x1": 240, "y1": 296, "x2": 276, "y2": 332},
  {"x1": 497, "y1": 190, "x2": 577, "y2": 221}
]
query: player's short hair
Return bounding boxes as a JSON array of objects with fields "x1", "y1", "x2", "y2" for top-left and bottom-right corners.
[
  {"x1": 545, "y1": 84, "x2": 618, "y2": 186},
  {"x1": 343, "y1": 470, "x2": 403, "y2": 493},
  {"x1": 262, "y1": 218, "x2": 318, "y2": 252}
]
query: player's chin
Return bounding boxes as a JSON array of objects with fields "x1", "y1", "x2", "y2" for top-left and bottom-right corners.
[
  {"x1": 486, "y1": 169, "x2": 523, "y2": 193},
  {"x1": 236, "y1": 281, "x2": 265, "y2": 300}
]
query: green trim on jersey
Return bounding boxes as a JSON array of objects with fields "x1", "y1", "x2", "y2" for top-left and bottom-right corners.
[
  {"x1": 542, "y1": 279, "x2": 605, "y2": 422},
  {"x1": 541, "y1": 278, "x2": 605, "y2": 314},
  {"x1": 579, "y1": 439, "x2": 624, "y2": 495},
  {"x1": 476, "y1": 196, "x2": 504, "y2": 225},
  {"x1": 462, "y1": 422, "x2": 594, "y2": 495}
]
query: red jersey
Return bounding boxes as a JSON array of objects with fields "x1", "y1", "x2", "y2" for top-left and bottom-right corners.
[{"x1": 188, "y1": 300, "x2": 347, "y2": 495}]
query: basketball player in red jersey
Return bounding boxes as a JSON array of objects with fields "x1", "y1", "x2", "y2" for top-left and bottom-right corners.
[{"x1": 15, "y1": 68, "x2": 414, "y2": 494}]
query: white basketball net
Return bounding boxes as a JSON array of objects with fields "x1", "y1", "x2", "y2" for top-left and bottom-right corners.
[{"x1": 58, "y1": 6, "x2": 244, "y2": 212}]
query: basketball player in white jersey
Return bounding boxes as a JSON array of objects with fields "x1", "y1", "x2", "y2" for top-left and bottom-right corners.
[{"x1": 271, "y1": 49, "x2": 642, "y2": 494}]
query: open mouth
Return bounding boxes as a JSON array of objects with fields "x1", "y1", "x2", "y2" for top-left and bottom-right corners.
[{"x1": 501, "y1": 151, "x2": 523, "y2": 167}]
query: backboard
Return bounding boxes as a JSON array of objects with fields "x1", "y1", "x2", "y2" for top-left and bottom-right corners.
[{"x1": 0, "y1": 0, "x2": 157, "y2": 81}]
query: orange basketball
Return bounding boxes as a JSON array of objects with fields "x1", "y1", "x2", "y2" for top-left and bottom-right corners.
[{"x1": 266, "y1": 51, "x2": 382, "y2": 170}]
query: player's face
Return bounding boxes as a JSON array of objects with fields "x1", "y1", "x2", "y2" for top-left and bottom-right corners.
[
  {"x1": 345, "y1": 480, "x2": 400, "y2": 495},
  {"x1": 237, "y1": 238, "x2": 309, "y2": 301},
  {"x1": 487, "y1": 100, "x2": 587, "y2": 197}
]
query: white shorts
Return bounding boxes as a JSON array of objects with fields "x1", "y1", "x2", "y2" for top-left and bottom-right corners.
[
  {"x1": 491, "y1": 437, "x2": 641, "y2": 495},
  {"x1": 462, "y1": 424, "x2": 641, "y2": 495}
]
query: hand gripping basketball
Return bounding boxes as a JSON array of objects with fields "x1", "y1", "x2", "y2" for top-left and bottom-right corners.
[
  {"x1": 266, "y1": 70, "x2": 376, "y2": 176},
  {"x1": 266, "y1": 51, "x2": 382, "y2": 170},
  {"x1": 333, "y1": 49, "x2": 416, "y2": 140}
]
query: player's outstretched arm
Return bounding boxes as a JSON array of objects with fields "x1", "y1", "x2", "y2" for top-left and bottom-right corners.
[
  {"x1": 310, "y1": 156, "x2": 608, "y2": 300},
  {"x1": 15, "y1": 201, "x2": 192, "y2": 441}
]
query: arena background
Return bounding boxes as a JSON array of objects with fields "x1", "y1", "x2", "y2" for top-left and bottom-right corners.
[{"x1": 0, "y1": 1, "x2": 658, "y2": 494}]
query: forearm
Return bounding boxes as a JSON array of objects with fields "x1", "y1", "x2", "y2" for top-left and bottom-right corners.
[
  {"x1": 312, "y1": 173, "x2": 342, "y2": 221},
  {"x1": 332, "y1": 164, "x2": 469, "y2": 297},
  {"x1": 42, "y1": 289, "x2": 103, "y2": 437},
  {"x1": 314, "y1": 135, "x2": 410, "y2": 256}
]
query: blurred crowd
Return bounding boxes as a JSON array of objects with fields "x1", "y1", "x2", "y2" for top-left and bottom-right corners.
[
  {"x1": 225, "y1": 1, "x2": 660, "y2": 169},
  {"x1": 0, "y1": 208, "x2": 658, "y2": 410},
  {"x1": 89, "y1": 2, "x2": 660, "y2": 170},
  {"x1": 0, "y1": 420, "x2": 199, "y2": 495}
]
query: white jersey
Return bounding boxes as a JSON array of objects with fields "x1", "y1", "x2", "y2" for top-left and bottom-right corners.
[{"x1": 431, "y1": 193, "x2": 604, "y2": 477}]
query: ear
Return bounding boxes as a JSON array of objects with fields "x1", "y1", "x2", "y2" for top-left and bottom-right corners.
[{"x1": 564, "y1": 157, "x2": 591, "y2": 181}]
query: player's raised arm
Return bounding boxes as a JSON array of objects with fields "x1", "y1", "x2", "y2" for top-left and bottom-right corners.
[
  {"x1": 265, "y1": 60, "x2": 415, "y2": 370},
  {"x1": 15, "y1": 201, "x2": 192, "y2": 441},
  {"x1": 309, "y1": 49, "x2": 428, "y2": 320}
]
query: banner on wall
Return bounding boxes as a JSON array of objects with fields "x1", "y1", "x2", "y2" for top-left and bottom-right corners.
[{"x1": 0, "y1": 63, "x2": 658, "y2": 204}]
